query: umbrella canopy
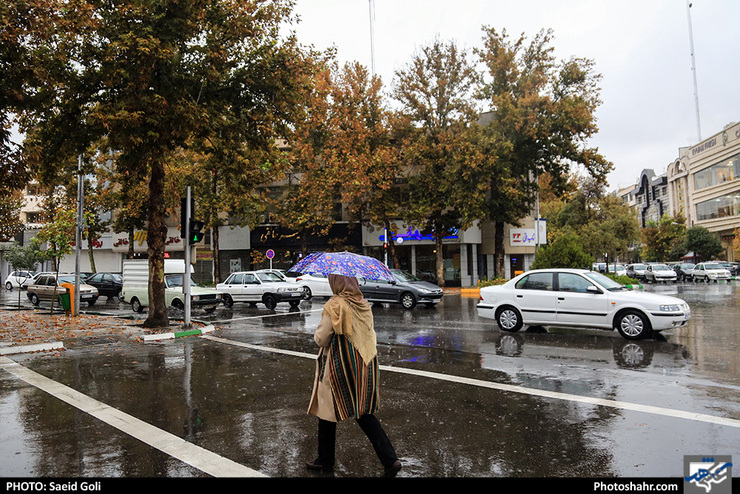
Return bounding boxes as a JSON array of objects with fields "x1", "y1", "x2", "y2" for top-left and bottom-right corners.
[{"x1": 288, "y1": 251, "x2": 395, "y2": 281}]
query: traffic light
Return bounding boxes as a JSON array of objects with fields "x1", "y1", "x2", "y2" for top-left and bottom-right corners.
[
  {"x1": 189, "y1": 219, "x2": 204, "y2": 245},
  {"x1": 180, "y1": 197, "x2": 193, "y2": 239}
]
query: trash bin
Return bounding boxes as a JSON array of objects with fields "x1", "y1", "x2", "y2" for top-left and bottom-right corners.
[{"x1": 58, "y1": 292, "x2": 71, "y2": 312}]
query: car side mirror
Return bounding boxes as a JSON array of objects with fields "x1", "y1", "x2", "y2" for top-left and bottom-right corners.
[{"x1": 587, "y1": 286, "x2": 602, "y2": 294}]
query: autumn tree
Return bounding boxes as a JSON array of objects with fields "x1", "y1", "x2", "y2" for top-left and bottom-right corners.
[
  {"x1": 21, "y1": 0, "x2": 312, "y2": 327},
  {"x1": 391, "y1": 39, "x2": 482, "y2": 286},
  {"x1": 641, "y1": 214, "x2": 687, "y2": 262},
  {"x1": 475, "y1": 27, "x2": 612, "y2": 277},
  {"x1": 274, "y1": 62, "x2": 343, "y2": 255},
  {"x1": 544, "y1": 175, "x2": 640, "y2": 263}
]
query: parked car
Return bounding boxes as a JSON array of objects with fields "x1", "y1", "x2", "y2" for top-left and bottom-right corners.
[
  {"x1": 714, "y1": 261, "x2": 739, "y2": 276},
  {"x1": 692, "y1": 262, "x2": 732, "y2": 283},
  {"x1": 292, "y1": 273, "x2": 333, "y2": 299},
  {"x1": 607, "y1": 264, "x2": 627, "y2": 277},
  {"x1": 84, "y1": 272, "x2": 123, "y2": 299},
  {"x1": 27, "y1": 273, "x2": 100, "y2": 306},
  {"x1": 644, "y1": 263, "x2": 677, "y2": 283},
  {"x1": 216, "y1": 270, "x2": 304, "y2": 309},
  {"x1": 626, "y1": 263, "x2": 648, "y2": 280},
  {"x1": 477, "y1": 268, "x2": 691, "y2": 340},
  {"x1": 671, "y1": 262, "x2": 696, "y2": 281},
  {"x1": 359, "y1": 269, "x2": 444, "y2": 309},
  {"x1": 4, "y1": 270, "x2": 36, "y2": 290}
]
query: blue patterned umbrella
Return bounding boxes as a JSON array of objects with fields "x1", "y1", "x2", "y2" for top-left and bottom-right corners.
[{"x1": 288, "y1": 251, "x2": 394, "y2": 281}]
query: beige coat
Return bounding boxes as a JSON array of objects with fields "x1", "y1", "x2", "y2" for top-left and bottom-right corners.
[{"x1": 307, "y1": 311, "x2": 338, "y2": 421}]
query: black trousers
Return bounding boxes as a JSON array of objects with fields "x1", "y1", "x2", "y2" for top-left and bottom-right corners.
[{"x1": 317, "y1": 415, "x2": 398, "y2": 468}]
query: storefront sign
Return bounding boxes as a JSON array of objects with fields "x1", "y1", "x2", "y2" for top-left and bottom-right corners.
[{"x1": 112, "y1": 227, "x2": 185, "y2": 252}]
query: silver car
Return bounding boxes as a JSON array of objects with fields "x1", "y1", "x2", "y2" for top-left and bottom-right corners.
[
  {"x1": 27, "y1": 274, "x2": 100, "y2": 306},
  {"x1": 644, "y1": 264, "x2": 677, "y2": 283}
]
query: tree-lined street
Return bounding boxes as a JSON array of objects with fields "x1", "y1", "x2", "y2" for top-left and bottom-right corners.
[{"x1": 1, "y1": 281, "x2": 739, "y2": 478}]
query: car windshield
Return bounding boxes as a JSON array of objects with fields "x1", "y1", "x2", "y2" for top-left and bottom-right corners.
[
  {"x1": 165, "y1": 274, "x2": 199, "y2": 288},
  {"x1": 583, "y1": 271, "x2": 628, "y2": 291},
  {"x1": 632, "y1": 264, "x2": 647, "y2": 270},
  {"x1": 652, "y1": 264, "x2": 670, "y2": 271},
  {"x1": 391, "y1": 270, "x2": 420, "y2": 282},
  {"x1": 57, "y1": 275, "x2": 78, "y2": 284},
  {"x1": 257, "y1": 273, "x2": 283, "y2": 282},
  {"x1": 704, "y1": 263, "x2": 722, "y2": 269}
]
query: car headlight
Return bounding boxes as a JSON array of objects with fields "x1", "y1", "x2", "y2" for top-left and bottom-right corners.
[{"x1": 660, "y1": 304, "x2": 681, "y2": 312}]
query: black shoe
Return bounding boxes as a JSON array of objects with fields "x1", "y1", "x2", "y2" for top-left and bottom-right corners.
[
  {"x1": 306, "y1": 459, "x2": 334, "y2": 473},
  {"x1": 384, "y1": 460, "x2": 402, "y2": 477}
]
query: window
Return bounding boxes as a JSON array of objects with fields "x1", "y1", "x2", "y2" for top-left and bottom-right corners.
[
  {"x1": 557, "y1": 273, "x2": 594, "y2": 293},
  {"x1": 515, "y1": 272, "x2": 553, "y2": 291},
  {"x1": 696, "y1": 192, "x2": 740, "y2": 221},
  {"x1": 693, "y1": 153, "x2": 740, "y2": 190}
]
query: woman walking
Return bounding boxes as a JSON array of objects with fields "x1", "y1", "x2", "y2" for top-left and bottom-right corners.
[{"x1": 306, "y1": 274, "x2": 401, "y2": 477}]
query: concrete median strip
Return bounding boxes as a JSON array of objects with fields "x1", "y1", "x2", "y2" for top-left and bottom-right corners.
[{"x1": 141, "y1": 324, "x2": 216, "y2": 342}]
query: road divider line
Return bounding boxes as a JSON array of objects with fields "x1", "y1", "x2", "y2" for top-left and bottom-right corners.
[
  {"x1": 209, "y1": 307, "x2": 324, "y2": 326},
  {"x1": 203, "y1": 335, "x2": 740, "y2": 430},
  {"x1": 0, "y1": 356, "x2": 266, "y2": 478}
]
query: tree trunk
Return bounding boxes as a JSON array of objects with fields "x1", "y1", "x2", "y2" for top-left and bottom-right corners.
[
  {"x1": 494, "y1": 220, "x2": 505, "y2": 279},
  {"x1": 213, "y1": 224, "x2": 221, "y2": 283},
  {"x1": 87, "y1": 236, "x2": 97, "y2": 273},
  {"x1": 435, "y1": 231, "x2": 445, "y2": 287},
  {"x1": 144, "y1": 160, "x2": 169, "y2": 328}
]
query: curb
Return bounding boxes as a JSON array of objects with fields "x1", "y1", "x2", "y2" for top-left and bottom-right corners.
[
  {"x1": 0, "y1": 341, "x2": 65, "y2": 356},
  {"x1": 141, "y1": 324, "x2": 216, "y2": 342}
]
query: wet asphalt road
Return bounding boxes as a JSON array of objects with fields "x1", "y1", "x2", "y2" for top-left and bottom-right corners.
[{"x1": 0, "y1": 280, "x2": 739, "y2": 479}]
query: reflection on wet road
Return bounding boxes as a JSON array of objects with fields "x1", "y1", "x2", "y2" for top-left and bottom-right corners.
[{"x1": 0, "y1": 281, "x2": 739, "y2": 477}]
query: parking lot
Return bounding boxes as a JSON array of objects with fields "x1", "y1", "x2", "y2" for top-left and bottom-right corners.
[{"x1": 0, "y1": 277, "x2": 739, "y2": 478}]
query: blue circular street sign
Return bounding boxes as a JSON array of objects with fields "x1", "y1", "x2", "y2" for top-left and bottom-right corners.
[{"x1": 266, "y1": 249, "x2": 275, "y2": 259}]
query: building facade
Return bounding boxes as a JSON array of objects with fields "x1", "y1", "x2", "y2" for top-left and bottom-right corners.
[{"x1": 667, "y1": 121, "x2": 740, "y2": 261}]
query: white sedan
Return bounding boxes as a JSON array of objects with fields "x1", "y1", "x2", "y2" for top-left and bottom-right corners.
[
  {"x1": 292, "y1": 273, "x2": 333, "y2": 299},
  {"x1": 692, "y1": 262, "x2": 732, "y2": 283},
  {"x1": 477, "y1": 268, "x2": 691, "y2": 340},
  {"x1": 644, "y1": 263, "x2": 677, "y2": 283}
]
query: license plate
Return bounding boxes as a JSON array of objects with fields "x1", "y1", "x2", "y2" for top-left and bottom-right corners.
[{"x1": 81, "y1": 294, "x2": 93, "y2": 299}]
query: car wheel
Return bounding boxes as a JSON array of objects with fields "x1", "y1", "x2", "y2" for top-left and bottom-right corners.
[
  {"x1": 223, "y1": 294, "x2": 234, "y2": 308},
  {"x1": 30, "y1": 293, "x2": 40, "y2": 305},
  {"x1": 131, "y1": 297, "x2": 144, "y2": 313},
  {"x1": 400, "y1": 292, "x2": 416, "y2": 309},
  {"x1": 303, "y1": 286, "x2": 312, "y2": 300},
  {"x1": 5, "y1": 282, "x2": 12, "y2": 290},
  {"x1": 263, "y1": 295, "x2": 277, "y2": 310},
  {"x1": 496, "y1": 306, "x2": 523, "y2": 332},
  {"x1": 172, "y1": 299, "x2": 184, "y2": 310},
  {"x1": 615, "y1": 309, "x2": 651, "y2": 340}
]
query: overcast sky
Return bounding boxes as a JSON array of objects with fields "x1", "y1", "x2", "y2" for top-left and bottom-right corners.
[{"x1": 286, "y1": 0, "x2": 740, "y2": 192}]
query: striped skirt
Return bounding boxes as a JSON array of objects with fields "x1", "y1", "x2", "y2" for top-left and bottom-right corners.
[{"x1": 321, "y1": 334, "x2": 381, "y2": 421}]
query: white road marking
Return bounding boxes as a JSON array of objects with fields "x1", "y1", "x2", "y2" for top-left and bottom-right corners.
[
  {"x1": 202, "y1": 334, "x2": 740, "y2": 430},
  {"x1": 0, "y1": 356, "x2": 265, "y2": 478}
]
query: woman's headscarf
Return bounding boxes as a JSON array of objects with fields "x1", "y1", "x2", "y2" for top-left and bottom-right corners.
[{"x1": 323, "y1": 274, "x2": 377, "y2": 363}]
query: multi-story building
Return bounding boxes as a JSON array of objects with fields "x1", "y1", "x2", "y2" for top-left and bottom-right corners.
[{"x1": 667, "y1": 121, "x2": 740, "y2": 261}]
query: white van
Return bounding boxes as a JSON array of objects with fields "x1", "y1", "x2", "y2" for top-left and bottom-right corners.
[{"x1": 121, "y1": 259, "x2": 222, "y2": 313}]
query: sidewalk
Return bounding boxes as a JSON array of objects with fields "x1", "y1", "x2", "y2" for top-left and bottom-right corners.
[{"x1": 0, "y1": 308, "x2": 214, "y2": 356}]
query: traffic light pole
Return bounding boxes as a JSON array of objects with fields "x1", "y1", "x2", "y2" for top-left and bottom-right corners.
[{"x1": 183, "y1": 187, "x2": 192, "y2": 328}]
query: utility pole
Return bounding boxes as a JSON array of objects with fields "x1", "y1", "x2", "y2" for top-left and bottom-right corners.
[
  {"x1": 184, "y1": 186, "x2": 192, "y2": 328},
  {"x1": 74, "y1": 154, "x2": 83, "y2": 316},
  {"x1": 368, "y1": 0, "x2": 376, "y2": 77},
  {"x1": 687, "y1": 1, "x2": 702, "y2": 142}
]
